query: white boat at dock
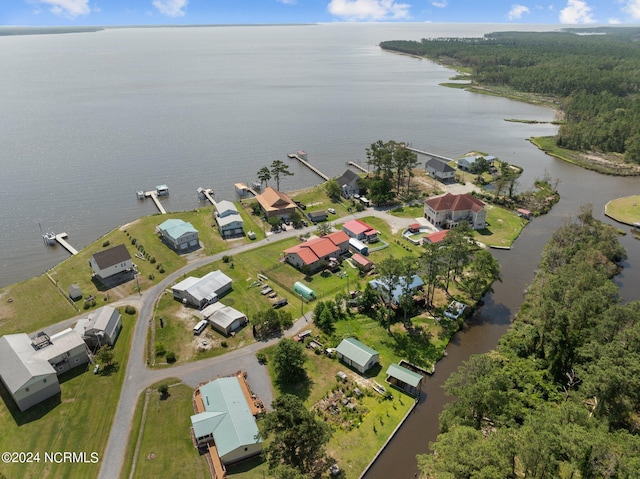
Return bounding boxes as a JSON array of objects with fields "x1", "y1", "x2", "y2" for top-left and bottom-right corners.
[{"x1": 42, "y1": 232, "x2": 56, "y2": 246}]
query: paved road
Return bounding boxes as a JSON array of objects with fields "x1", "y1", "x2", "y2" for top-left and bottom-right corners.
[{"x1": 96, "y1": 207, "x2": 421, "y2": 479}]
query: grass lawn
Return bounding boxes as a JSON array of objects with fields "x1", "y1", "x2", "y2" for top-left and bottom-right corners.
[
  {"x1": 388, "y1": 204, "x2": 425, "y2": 220},
  {"x1": 122, "y1": 382, "x2": 210, "y2": 479},
  {"x1": 605, "y1": 195, "x2": 640, "y2": 226},
  {"x1": 474, "y1": 204, "x2": 527, "y2": 248},
  {"x1": 0, "y1": 307, "x2": 136, "y2": 479}
]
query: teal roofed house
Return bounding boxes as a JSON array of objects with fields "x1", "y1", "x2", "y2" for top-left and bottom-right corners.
[
  {"x1": 190, "y1": 377, "x2": 262, "y2": 464},
  {"x1": 157, "y1": 218, "x2": 199, "y2": 251},
  {"x1": 336, "y1": 338, "x2": 379, "y2": 374}
]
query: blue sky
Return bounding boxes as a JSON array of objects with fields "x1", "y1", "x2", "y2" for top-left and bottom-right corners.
[{"x1": 1, "y1": 0, "x2": 639, "y2": 26}]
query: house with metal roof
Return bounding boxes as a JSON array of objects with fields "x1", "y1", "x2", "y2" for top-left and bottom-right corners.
[
  {"x1": 369, "y1": 275, "x2": 425, "y2": 305},
  {"x1": 283, "y1": 231, "x2": 349, "y2": 272},
  {"x1": 457, "y1": 155, "x2": 496, "y2": 171},
  {"x1": 172, "y1": 270, "x2": 233, "y2": 309},
  {"x1": 89, "y1": 244, "x2": 133, "y2": 281},
  {"x1": 342, "y1": 219, "x2": 378, "y2": 243},
  {"x1": 214, "y1": 200, "x2": 244, "y2": 239},
  {"x1": 0, "y1": 328, "x2": 90, "y2": 412},
  {"x1": 386, "y1": 363, "x2": 423, "y2": 397},
  {"x1": 190, "y1": 376, "x2": 262, "y2": 464},
  {"x1": 425, "y1": 158, "x2": 456, "y2": 181},
  {"x1": 336, "y1": 338, "x2": 379, "y2": 374},
  {"x1": 157, "y1": 218, "x2": 199, "y2": 251},
  {"x1": 197, "y1": 302, "x2": 247, "y2": 336},
  {"x1": 335, "y1": 169, "x2": 361, "y2": 197},
  {"x1": 75, "y1": 305, "x2": 122, "y2": 349},
  {"x1": 424, "y1": 193, "x2": 487, "y2": 230}
]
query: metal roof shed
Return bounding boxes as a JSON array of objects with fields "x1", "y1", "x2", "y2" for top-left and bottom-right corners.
[
  {"x1": 336, "y1": 338, "x2": 379, "y2": 374},
  {"x1": 386, "y1": 363, "x2": 423, "y2": 397},
  {"x1": 293, "y1": 281, "x2": 316, "y2": 301}
]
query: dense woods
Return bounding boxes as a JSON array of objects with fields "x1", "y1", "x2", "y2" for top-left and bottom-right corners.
[
  {"x1": 416, "y1": 207, "x2": 640, "y2": 478},
  {"x1": 380, "y1": 28, "x2": 640, "y2": 163}
]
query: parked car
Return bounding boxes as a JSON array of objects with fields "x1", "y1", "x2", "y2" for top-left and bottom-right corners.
[{"x1": 328, "y1": 208, "x2": 336, "y2": 214}]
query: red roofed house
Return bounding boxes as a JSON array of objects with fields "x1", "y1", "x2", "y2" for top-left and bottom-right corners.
[
  {"x1": 256, "y1": 187, "x2": 297, "y2": 219},
  {"x1": 351, "y1": 253, "x2": 374, "y2": 272},
  {"x1": 284, "y1": 231, "x2": 350, "y2": 272},
  {"x1": 342, "y1": 219, "x2": 379, "y2": 243},
  {"x1": 424, "y1": 193, "x2": 486, "y2": 230},
  {"x1": 423, "y1": 230, "x2": 449, "y2": 245}
]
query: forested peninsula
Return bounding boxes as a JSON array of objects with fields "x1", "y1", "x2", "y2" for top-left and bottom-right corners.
[
  {"x1": 416, "y1": 207, "x2": 640, "y2": 478},
  {"x1": 380, "y1": 28, "x2": 640, "y2": 175}
]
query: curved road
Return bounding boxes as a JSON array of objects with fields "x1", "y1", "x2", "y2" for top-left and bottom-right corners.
[{"x1": 96, "y1": 208, "x2": 420, "y2": 479}]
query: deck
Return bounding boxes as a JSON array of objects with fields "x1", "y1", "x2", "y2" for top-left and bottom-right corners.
[
  {"x1": 144, "y1": 191, "x2": 167, "y2": 214},
  {"x1": 405, "y1": 146, "x2": 454, "y2": 163}
]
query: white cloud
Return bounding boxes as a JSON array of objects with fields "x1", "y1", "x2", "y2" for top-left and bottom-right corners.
[
  {"x1": 559, "y1": 0, "x2": 595, "y2": 24},
  {"x1": 327, "y1": 0, "x2": 411, "y2": 21},
  {"x1": 623, "y1": 0, "x2": 640, "y2": 20},
  {"x1": 508, "y1": 4, "x2": 530, "y2": 20},
  {"x1": 431, "y1": 0, "x2": 447, "y2": 7},
  {"x1": 278, "y1": 0, "x2": 297, "y2": 4},
  {"x1": 29, "y1": 0, "x2": 90, "y2": 17},
  {"x1": 152, "y1": 0, "x2": 188, "y2": 17},
  {"x1": 608, "y1": 17, "x2": 621, "y2": 24}
]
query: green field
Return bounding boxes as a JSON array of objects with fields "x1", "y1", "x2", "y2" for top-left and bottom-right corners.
[
  {"x1": 475, "y1": 204, "x2": 528, "y2": 248},
  {"x1": 605, "y1": 195, "x2": 640, "y2": 226},
  {"x1": 0, "y1": 307, "x2": 136, "y2": 479}
]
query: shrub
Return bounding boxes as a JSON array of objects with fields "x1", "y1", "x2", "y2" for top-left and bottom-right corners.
[
  {"x1": 125, "y1": 305, "x2": 136, "y2": 315},
  {"x1": 150, "y1": 256, "x2": 156, "y2": 264},
  {"x1": 256, "y1": 352, "x2": 267, "y2": 364},
  {"x1": 222, "y1": 255, "x2": 232, "y2": 263},
  {"x1": 102, "y1": 240, "x2": 110, "y2": 247},
  {"x1": 166, "y1": 352, "x2": 176, "y2": 363},
  {"x1": 221, "y1": 341, "x2": 228, "y2": 348},
  {"x1": 155, "y1": 343, "x2": 166, "y2": 357},
  {"x1": 158, "y1": 384, "x2": 169, "y2": 397},
  {"x1": 158, "y1": 266, "x2": 165, "y2": 274},
  {"x1": 148, "y1": 273, "x2": 154, "y2": 280},
  {"x1": 131, "y1": 238, "x2": 137, "y2": 245}
]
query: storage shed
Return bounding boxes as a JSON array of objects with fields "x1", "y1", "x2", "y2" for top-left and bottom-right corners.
[
  {"x1": 349, "y1": 238, "x2": 368, "y2": 255},
  {"x1": 293, "y1": 281, "x2": 316, "y2": 301},
  {"x1": 336, "y1": 338, "x2": 379, "y2": 374},
  {"x1": 386, "y1": 363, "x2": 423, "y2": 397},
  {"x1": 68, "y1": 284, "x2": 82, "y2": 301}
]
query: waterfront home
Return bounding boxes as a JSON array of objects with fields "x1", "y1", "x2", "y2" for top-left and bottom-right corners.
[
  {"x1": 424, "y1": 193, "x2": 486, "y2": 230},
  {"x1": 335, "y1": 169, "x2": 361, "y2": 197},
  {"x1": 0, "y1": 329, "x2": 90, "y2": 411},
  {"x1": 256, "y1": 187, "x2": 297, "y2": 219},
  {"x1": 214, "y1": 200, "x2": 244, "y2": 239},
  {"x1": 283, "y1": 231, "x2": 349, "y2": 273},
  {"x1": 457, "y1": 155, "x2": 495, "y2": 171},
  {"x1": 336, "y1": 338, "x2": 379, "y2": 374},
  {"x1": 425, "y1": 158, "x2": 456, "y2": 181},
  {"x1": 157, "y1": 218, "x2": 199, "y2": 251},
  {"x1": 342, "y1": 219, "x2": 379, "y2": 243},
  {"x1": 190, "y1": 376, "x2": 262, "y2": 465},
  {"x1": 172, "y1": 270, "x2": 233, "y2": 309},
  {"x1": 89, "y1": 244, "x2": 133, "y2": 281}
]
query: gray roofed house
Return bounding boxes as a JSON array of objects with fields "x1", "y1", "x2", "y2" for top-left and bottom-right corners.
[
  {"x1": 335, "y1": 169, "x2": 361, "y2": 197},
  {"x1": 425, "y1": 158, "x2": 456, "y2": 181},
  {"x1": 172, "y1": 270, "x2": 233, "y2": 309},
  {"x1": 215, "y1": 200, "x2": 238, "y2": 218},
  {"x1": 386, "y1": 363, "x2": 423, "y2": 397},
  {"x1": 75, "y1": 305, "x2": 122, "y2": 348},
  {"x1": 308, "y1": 210, "x2": 328, "y2": 223},
  {"x1": 0, "y1": 328, "x2": 89, "y2": 411},
  {"x1": 89, "y1": 244, "x2": 133, "y2": 281},
  {"x1": 198, "y1": 303, "x2": 247, "y2": 336},
  {"x1": 190, "y1": 376, "x2": 262, "y2": 464},
  {"x1": 336, "y1": 337, "x2": 379, "y2": 374},
  {"x1": 214, "y1": 200, "x2": 244, "y2": 239}
]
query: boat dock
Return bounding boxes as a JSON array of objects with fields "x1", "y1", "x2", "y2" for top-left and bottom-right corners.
[
  {"x1": 234, "y1": 183, "x2": 259, "y2": 197},
  {"x1": 347, "y1": 160, "x2": 369, "y2": 174},
  {"x1": 137, "y1": 187, "x2": 167, "y2": 214},
  {"x1": 405, "y1": 147, "x2": 454, "y2": 163},
  {"x1": 197, "y1": 187, "x2": 215, "y2": 205},
  {"x1": 287, "y1": 151, "x2": 330, "y2": 181},
  {"x1": 55, "y1": 233, "x2": 78, "y2": 255}
]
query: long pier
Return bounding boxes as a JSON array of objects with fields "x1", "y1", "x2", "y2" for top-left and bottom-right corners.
[
  {"x1": 347, "y1": 161, "x2": 369, "y2": 174},
  {"x1": 55, "y1": 233, "x2": 78, "y2": 255},
  {"x1": 288, "y1": 152, "x2": 329, "y2": 181},
  {"x1": 144, "y1": 191, "x2": 166, "y2": 214},
  {"x1": 405, "y1": 147, "x2": 454, "y2": 163}
]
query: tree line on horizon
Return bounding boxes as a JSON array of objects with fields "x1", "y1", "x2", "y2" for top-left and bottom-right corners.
[{"x1": 380, "y1": 28, "x2": 640, "y2": 164}]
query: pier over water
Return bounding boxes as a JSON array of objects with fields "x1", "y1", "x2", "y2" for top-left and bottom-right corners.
[{"x1": 288, "y1": 151, "x2": 329, "y2": 181}]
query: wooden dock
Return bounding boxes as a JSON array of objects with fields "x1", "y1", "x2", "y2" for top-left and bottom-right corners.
[
  {"x1": 144, "y1": 191, "x2": 167, "y2": 214},
  {"x1": 197, "y1": 187, "x2": 215, "y2": 205},
  {"x1": 405, "y1": 147, "x2": 454, "y2": 163},
  {"x1": 55, "y1": 233, "x2": 78, "y2": 255},
  {"x1": 347, "y1": 161, "x2": 369, "y2": 174},
  {"x1": 288, "y1": 152, "x2": 329, "y2": 181}
]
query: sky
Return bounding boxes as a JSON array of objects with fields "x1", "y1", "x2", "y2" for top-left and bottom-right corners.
[{"x1": 1, "y1": 0, "x2": 640, "y2": 26}]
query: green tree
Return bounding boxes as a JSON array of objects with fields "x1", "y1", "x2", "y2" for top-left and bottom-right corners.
[
  {"x1": 95, "y1": 345, "x2": 114, "y2": 366},
  {"x1": 316, "y1": 222, "x2": 331, "y2": 236},
  {"x1": 357, "y1": 283, "x2": 379, "y2": 315},
  {"x1": 273, "y1": 338, "x2": 306, "y2": 385},
  {"x1": 262, "y1": 394, "x2": 332, "y2": 476},
  {"x1": 257, "y1": 166, "x2": 271, "y2": 187},
  {"x1": 420, "y1": 242, "x2": 444, "y2": 308},
  {"x1": 271, "y1": 159, "x2": 294, "y2": 191},
  {"x1": 377, "y1": 256, "x2": 403, "y2": 331},
  {"x1": 324, "y1": 178, "x2": 342, "y2": 201},
  {"x1": 465, "y1": 248, "x2": 501, "y2": 300}
]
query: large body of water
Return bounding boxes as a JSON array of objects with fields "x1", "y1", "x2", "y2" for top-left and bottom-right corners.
[
  {"x1": 0, "y1": 23, "x2": 562, "y2": 288},
  {"x1": 3, "y1": 23, "x2": 640, "y2": 478}
]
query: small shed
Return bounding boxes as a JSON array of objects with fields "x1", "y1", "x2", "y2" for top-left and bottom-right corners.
[
  {"x1": 293, "y1": 281, "x2": 316, "y2": 301},
  {"x1": 386, "y1": 363, "x2": 423, "y2": 397},
  {"x1": 349, "y1": 238, "x2": 368, "y2": 255},
  {"x1": 68, "y1": 284, "x2": 82, "y2": 301},
  {"x1": 336, "y1": 338, "x2": 379, "y2": 374},
  {"x1": 308, "y1": 210, "x2": 328, "y2": 223}
]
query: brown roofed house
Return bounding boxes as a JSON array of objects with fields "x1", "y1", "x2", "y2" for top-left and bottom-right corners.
[
  {"x1": 424, "y1": 193, "x2": 486, "y2": 230},
  {"x1": 89, "y1": 244, "x2": 133, "y2": 281},
  {"x1": 256, "y1": 187, "x2": 297, "y2": 219}
]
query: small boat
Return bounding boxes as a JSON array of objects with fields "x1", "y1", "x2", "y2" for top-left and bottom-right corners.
[
  {"x1": 137, "y1": 191, "x2": 145, "y2": 199},
  {"x1": 252, "y1": 181, "x2": 262, "y2": 190},
  {"x1": 42, "y1": 232, "x2": 56, "y2": 246}
]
